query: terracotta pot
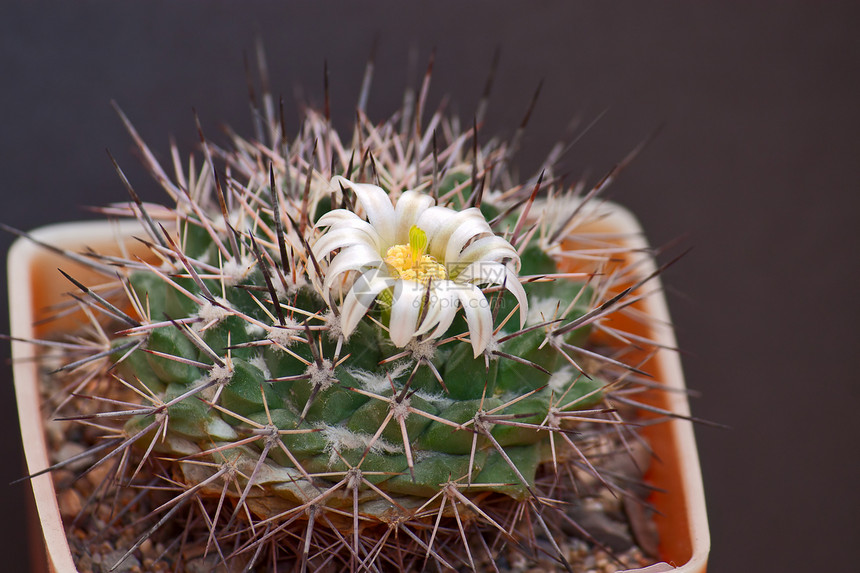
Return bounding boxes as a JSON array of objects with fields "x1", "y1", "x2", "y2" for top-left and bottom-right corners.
[
  {"x1": 8, "y1": 209, "x2": 709, "y2": 572},
  {"x1": 8, "y1": 221, "x2": 150, "y2": 573}
]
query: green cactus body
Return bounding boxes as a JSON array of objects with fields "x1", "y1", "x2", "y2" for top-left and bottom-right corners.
[
  {"x1": 23, "y1": 57, "x2": 674, "y2": 572},
  {"x1": 118, "y1": 200, "x2": 601, "y2": 510}
]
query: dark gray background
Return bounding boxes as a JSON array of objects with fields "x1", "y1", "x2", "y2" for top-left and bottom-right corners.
[{"x1": 2, "y1": 2, "x2": 858, "y2": 571}]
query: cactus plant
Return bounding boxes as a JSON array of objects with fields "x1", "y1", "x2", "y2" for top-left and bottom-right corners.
[{"x1": 8, "y1": 54, "x2": 688, "y2": 572}]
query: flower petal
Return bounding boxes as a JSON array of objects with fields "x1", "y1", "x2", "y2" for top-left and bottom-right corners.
[
  {"x1": 455, "y1": 261, "x2": 528, "y2": 328},
  {"x1": 394, "y1": 190, "x2": 436, "y2": 243},
  {"x1": 315, "y1": 210, "x2": 382, "y2": 250},
  {"x1": 504, "y1": 268, "x2": 529, "y2": 328},
  {"x1": 412, "y1": 205, "x2": 453, "y2": 239},
  {"x1": 416, "y1": 206, "x2": 486, "y2": 261},
  {"x1": 332, "y1": 176, "x2": 396, "y2": 246},
  {"x1": 423, "y1": 284, "x2": 462, "y2": 339},
  {"x1": 455, "y1": 235, "x2": 520, "y2": 271},
  {"x1": 456, "y1": 283, "x2": 494, "y2": 357},
  {"x1": 443, "y1": 215, "x2": 494, "y2": 266},
  {"x1": 410, "y1": 281, "x2": 446, "y2": 337},
  {"x1": 315, "y1": 209, "x2": 363, "y2": 229},
  {"x1": 312, "y1": 226, "x2": 382, "y2": 262},
  {"x1": 340, "y1": 270, "x2": 396, "y2": 338},
  {"x1": 388, "y1": 280, "x2": 427, "y2": 347},
  {"x1": 323, "y1": 245, "x2": 384, "y2": 297}
]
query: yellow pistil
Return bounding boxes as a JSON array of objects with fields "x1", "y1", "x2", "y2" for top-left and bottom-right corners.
[{"x1": 384, "y1": 225, "x2": 448, "y2": 283}]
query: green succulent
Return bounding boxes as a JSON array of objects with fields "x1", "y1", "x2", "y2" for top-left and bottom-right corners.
[{"x1": 16, "y1": 54, "x2": 672, "y2": 573}]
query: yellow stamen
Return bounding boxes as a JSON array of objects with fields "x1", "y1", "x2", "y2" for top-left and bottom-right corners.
[{"x1": 385, "y1": 225, "x2": 448, "y2": 282}]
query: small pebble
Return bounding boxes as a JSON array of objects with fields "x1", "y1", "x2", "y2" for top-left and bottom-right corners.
[
  {"x1": 98, "y1": 550, "x2": 140, "y2": 573},
  {"x1": 54, "y1": 442, "x2": 90, "y2": 471},
  {"x1": 86, "y1": 462, "x2": 111, "y2": 489},
  {"x1": 57, "y1": 488, "x2": 83, "y2": 520}
]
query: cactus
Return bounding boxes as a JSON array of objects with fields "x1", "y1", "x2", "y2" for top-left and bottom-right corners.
[{"x1": 13, "y1": 54, "x2": 679, "y2": 572}]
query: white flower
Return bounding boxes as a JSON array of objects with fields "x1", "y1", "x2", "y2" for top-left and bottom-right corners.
[{"x1": 313, "y1": 176, "x2": 528, "y2": 357}]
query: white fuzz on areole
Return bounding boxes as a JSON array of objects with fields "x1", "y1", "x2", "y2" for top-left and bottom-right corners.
[
  {"x1": 390, "y1": 397, "x2": 410, "y2": 420},
  {"x1": 220, "y1": 255, "x2": 256, "y2": 286},
  {"x1": 207, "y1": 360, "x2": 234, "y2": 385},
  {"x1": 348, "y1": 362, "x2": 410, "y2": 394},
  {"x1": 319, "y1": 424, "x2": 402, "y2": 465},
  {"x1": 199, "y1": 359, "x2": 234, "y2": 401},
  {"x1": 482, "y1": 335, "x2": 501, "y2": 358},
  {"x1": 410, "y1": 389, "x2": 454, "y2": 410},
  {"x1": 548, "y1": 366, "x2": 575, "y2": 393},
  {"x1": 406, "y1": 338, "x2": 436, "y2": 362},
  {"x1": 244, "y1": 321, "x2": 265, "y2": 337},
  {"x1": 194, "y1": 297, "x2": 234, "y2": 328},
  {"x1": 323, "y1": 311, "x2": 342, "y2": 341},
  {"x1": 266, "y1": 322, "x2": 300, "y2": 348},
  {"x1": 306, "y1": 358, "x2": 335, "y2": 390},
  {"x1": 526, "y1": 297, "x2": 564, "y2": 326},
  {"x1": 269, "y1": 267, "x2": 306, "y2": 299},
  {"x1": 548, "y1": 333, "x2": 566, "y2": 351},
  {"x1": 314, "y1": 176, "x2": 529, "y2": 357}
]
